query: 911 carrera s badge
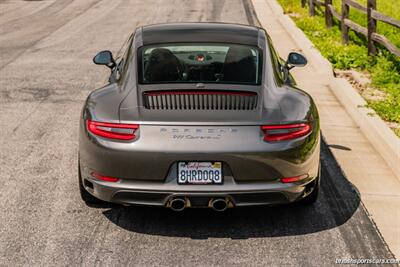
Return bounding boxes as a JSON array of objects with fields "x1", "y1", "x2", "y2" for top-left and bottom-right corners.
[{"x1": 160, "y1": 127, "x2": 238, "y2": 140}]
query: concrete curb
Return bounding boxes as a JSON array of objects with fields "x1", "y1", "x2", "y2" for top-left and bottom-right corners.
[{"x1": 260, "y1": 0, "x2": 400, "y2": 180}]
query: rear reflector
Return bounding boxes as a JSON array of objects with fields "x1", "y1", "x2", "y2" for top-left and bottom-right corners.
[
  {"x1": 87, "y1": 120, "x2": 139, "y2": 140},
  {"x1": 280, "y1": 174, "x2": 308, "y2": 183},
  {"x1": 91, "y1": 172, "x2": 120, "y2": 182},
  {"x1": 261, "y1": 123, "x2": 311, "y2": 142}
]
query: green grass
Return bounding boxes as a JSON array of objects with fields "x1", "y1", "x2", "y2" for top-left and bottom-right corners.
[{"x1": 277, "y1": 0, "x2": 400, "y2": 136}]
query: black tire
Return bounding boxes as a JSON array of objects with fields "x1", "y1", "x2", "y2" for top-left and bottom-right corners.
[
  {"x1": 298, "y1": 168, "x2": 321, "y2": 205},
  {"x1": 78, "y1": 161, "x2": 102, "y2": 204},
  {"x1": 299, "y1": 180, "x2": 319, "y2": 205}
]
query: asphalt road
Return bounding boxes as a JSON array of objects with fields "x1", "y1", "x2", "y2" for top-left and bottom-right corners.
[{"x1": 0, "y1": 0, "x2": 395, "y2": 266}]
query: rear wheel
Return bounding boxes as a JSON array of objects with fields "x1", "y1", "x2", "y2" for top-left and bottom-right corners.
[
  {"x1": 298, "y1": 167, "x2": 321, "y2": 205},
  {"x1": 78, "y1": 161, "x2": 101, "y2": 204},
  {"x1": 299, "y1": 179, "x2": 319, "y2": 205}
]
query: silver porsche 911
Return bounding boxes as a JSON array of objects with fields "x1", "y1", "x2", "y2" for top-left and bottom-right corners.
[{"x1": 78, "y1": 23, "x2": 321, "y2": 211}]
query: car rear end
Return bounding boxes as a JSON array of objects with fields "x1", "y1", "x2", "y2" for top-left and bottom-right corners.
[
  {"x1": 79, "y1": 115, "x2": 320, "y2": 209},
  {"x1": 79, "y1": 35, "x2": 321, "y2": 210}
]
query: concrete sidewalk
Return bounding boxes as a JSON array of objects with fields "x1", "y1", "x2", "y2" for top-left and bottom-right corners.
[{"x1": 252, "y1": 0, "x2": 400, "y2": 258}]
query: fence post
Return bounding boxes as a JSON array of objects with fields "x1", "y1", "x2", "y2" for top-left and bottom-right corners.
[
  {"x1": 341, "y1": 0, "x2": 349, "y2": 44},
  {"x1": 309, "y1": 0, "x2": 315, "y2": 16},
  {"x1": 325, "y1": 0, "x2": 333, "y2": 28},
  {"x1": 367, "y1": 0, "x2": 377, "y2": 55},
  {"x1": 301, "y1": 0, "x2": 306, "y2": 8}
]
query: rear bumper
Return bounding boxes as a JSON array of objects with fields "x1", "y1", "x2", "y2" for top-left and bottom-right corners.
[{"x1": 80, "y1": 168, "x2": 318, "y2": 207}]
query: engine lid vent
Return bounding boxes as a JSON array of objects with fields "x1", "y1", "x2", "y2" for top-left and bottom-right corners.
[{"x1": 143, "y1": 90, "x2": 258, "y2": 110}]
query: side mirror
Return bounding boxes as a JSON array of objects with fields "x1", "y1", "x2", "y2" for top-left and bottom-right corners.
[
  {"x1": 285, "y1": 52, "x2": 307, "y2": 69},
  {"x1": 93, "y1": 50, "x2": 115, "y2": 69}
]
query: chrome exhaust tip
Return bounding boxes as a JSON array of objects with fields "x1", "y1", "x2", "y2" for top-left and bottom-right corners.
[
  {"x1": 169, "y1": 198, "x2": 186, "y2": 211},
  {"x1": 210, "y1": 198, "x2": 228, "y2": 212}
]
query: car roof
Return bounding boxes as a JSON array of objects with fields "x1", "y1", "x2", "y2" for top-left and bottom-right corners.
[{"x1": 141, "y1": 22, "x2": 261, "y2": 46}]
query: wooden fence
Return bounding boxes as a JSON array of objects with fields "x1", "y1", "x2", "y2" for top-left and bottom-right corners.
[{"x1": 300, "y1": 0, "x2": 400, "y2": 57}]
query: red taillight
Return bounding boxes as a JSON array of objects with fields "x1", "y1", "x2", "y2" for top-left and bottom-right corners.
[
  {"x1": 91, "y1": 172, "x2": 120, "y2": 182},
  {"x1": 261, "y1": 123, "x2": 311, "y2": 142},
  {"x1": 280, "y1": 174, "x2": 308, "y2": 183},
  {"x1": 87, "y1": 120, "x2": 139, "y2": 140}
]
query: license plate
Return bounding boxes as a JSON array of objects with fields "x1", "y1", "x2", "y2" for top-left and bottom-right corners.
[{"x1": 178, "y1": 162, "x2": 222, "y2": 184}]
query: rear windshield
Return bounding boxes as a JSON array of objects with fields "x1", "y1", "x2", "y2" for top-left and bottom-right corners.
[{"x1": 138, "y1": 43, "x2": 262, "y2": 85}]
